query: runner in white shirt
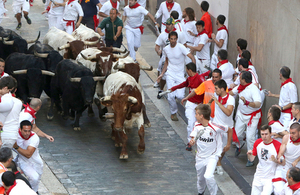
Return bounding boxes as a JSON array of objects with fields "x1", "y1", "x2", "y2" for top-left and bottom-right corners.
[
  {"x1": 2, "y1": 172, "x2": 36, "y2": 195},
  {"x1": 181, "y1": 7, "x2": 197, "y2": 48},
  {"x1": 187, "y1": 20, "x2": 210, "y2": 74},
  {"x1": 229, "y1": 71, "x2": 262, "y2": 166},
  {"x1": 170, "y1": 10, "x2": 182, "y2": 32},
  {"x1": 189, "y1": 104, "x2": 232, "y2": 195},
  {"x1": 210, "y1": 79, "x2": 234, "y2": 175},
  {"x1": 282, "y1": 167, "x2": 300, "y2": 195},
  {"x1": 0, "y1": 0, "x2": 7, "y2": 25},
  {"x1": 154, "y1": 17, "x2": 186, "y2": 92},
  {"x1": 247, "y1": 125, "x2": 281, "y2": 195},
  {"x1": 56, "y1": 0, "x2": 83, "y2": 34},
  {"x1": 288, "y1": 102, "x2": 300, "y2": 131},
  {"x1": 42, "y1": 0, "x2": 66, "y2": 30},
  {"x1": 273, "y1": 123, "x2": 300, "y2": 195},
  {"x1": 13, "y1": 120, "x2": 43, "y2": 193},
  {"x1": 235, "y1": 38, "x2": 247, "y2": 68},
  {"x1": 210, "y1": 15, "x2": 228, "y2": 70},
  {"x1": 99, "y1": 0, "x2": 119, "y2": 17},
  {"x1": 268, "y1": 66, "x2": 298, "y2": 130},
  {"x1": 215, "y1": 49, "x2": 235, "y2": 87},
  {"x1": 122, "y1": 0, "x2": 159, "y2": 61},
  {"x1": 267, "y1": 106, "x2": 289, "y2": 143},
  {"x1": 12, "y1": 0, "x2": 31, "y2": 30},
  {"x1": 156, "y1": 31, "x2": 195, "y2": 121},
  {"x1": 19, "y1": 98, "x2": 54, "y2": 142},
  {"x1": 155, "y1": 0, "x2": 182, "y2": 32}
]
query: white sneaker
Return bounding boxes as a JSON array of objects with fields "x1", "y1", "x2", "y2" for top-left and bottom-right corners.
[
  {"x1": 153, "y1": 81, "x2": 159, "y2": 88},
  {"x1": 216, "y1": 166, "x2": 224, "y2": 175}
]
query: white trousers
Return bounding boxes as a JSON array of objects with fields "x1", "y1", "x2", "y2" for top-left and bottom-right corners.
[
  {"x1": 12, "y1": 0, "x2": 30, "y2": 14},
  {"x1": 125, "y1": 25, "x2": 141, "y2": 60},
  {"x1": 195, "y1": 155, "x2": 219, "y2": 195},
  {"x1": 195, "y1": 57, "x2": 211, "y2": 74},
  {"x1": 273, "y1": 165, "x2": 288, "y2": 195},
  {"x1": 18, "y1": 161, "x2": 43, "y2": 192},
  {"x1": 61, "y1": 19, "x2": 75, "y2": 35},
  {"x1": 234, "y1": 110, "x2": 261, "y2": 150},
  {"x1": 166, "y1": 74, "x2": 185, "y2": 114},
  {"x1": 280, "y1": 112, "x2": 292, "y2": 130},
  {"x1": 210, "y1": 53, "x2": 218, "y2": 70},
  {"x1": 251, "y1": 178, "x2": 273, "y2": 195},
  {"x1": 185, "y1": 100, "x2": 198, "y2": 142},
  {"x1": 48, "y1": 14, "x2": 64, "y2": 30}
]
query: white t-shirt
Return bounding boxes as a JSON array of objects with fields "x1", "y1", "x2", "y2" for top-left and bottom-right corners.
[
  {"x1": 181, "y1": 20, "x2": 197, "y2": 45},
  {"x1": 0, "y1": 72, "x2": 8, "y2": 79},
  {"x1": 99, "y1": 1, "x2": 119, "y2": 16},
  {"x1": 252, "y1": 139, "x2": 281, "y2": 185},
  {"x1": 155, "y1": 29, "x2": 186, "y2": 48},
  {"x1": 19, "y1": 108, "x2": 36, "y2": 125},
  {"x1": 285, "y1": 135, "x2": 300, "y2": 168},
  {"x1": 194, "y1": 32, "x2": 210, "y2": 60},
  {"x1": 279, "y1": 82, "x2": 298, "y2": 107},
  {"x1": 281, "y1": 183, "x2": 300, "y2": 195},
  {"x1": 213, "y1": 93, "x2": 235, "y2": 128},
  {"x1": 163, "y1": 43, "x2": 190, "y2": 78},
  {"x1": 137, "y1": 0, "x2": 146, "y2": 8},
  {"x1": 63, "y1": 1, "x2": 84, "y2": 21},
  {"x1": 10, "y1": 179, "x2": 37, "y2": 195},
  {"x1": 17, "y1": 132, "x2": 43, "y2": 174},
  {"x1": 0, "y1": 93, "x2": 14, "y2": 125},
  {"x1": 218, "y1": 61, "x2": 235, "y2": 86},
  {"x1": 2, "y1": 96, "x2": 22, "y2": 139},
  {"x1": 269, "y1": 121, "x2": 285, "y2": 143},
  {"x1": 288, "y1": 118, "x2": 300, "y2": 132},
  {"x1": 123, "y1": 5, "x2": 148, "y2": 28},
  {"x1": 234, "y1": 69, "x2": 260, "y2": 87},
  {"x1": 49, "y1": 0, "x2": 64, "y2": 16},
  {"x1": 99, "y1": 0, "x2": 108, "y2": 5},
  {"x1": 190, "y1": 121, "x2": 228, "y2": 158},
  {"x1": 213, "y1": 28, "x2": 228, "y2": 55},
  {"x1": 232, "y1": 83, "x2": 262, "y2": 115},
  {"x1": 155, "y1": 2, "x2": 182, "y2": 24}
]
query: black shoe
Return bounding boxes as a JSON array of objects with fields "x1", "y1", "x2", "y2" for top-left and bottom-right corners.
[
  {"x1": 186, "y1": 143, "x2": 192, "y2": 151},
  {"x1": 235, "y1": 143, "x2": 245, "y2": 157},
  {"x1": 246, "y1": 160, "x2": 254, "y2": 167},
  {"x1": 25, "y1": 16, "x2": 32, "y2": 24},
  {"x1": 198, "y1": 193, "x2": 204, "y2": 195},
  {"x1": 16, "y1": 23, "x2": 22, "y2": 30},
  {"x1": 157, "y1": 90, "x2": 163, "y2": 99}
]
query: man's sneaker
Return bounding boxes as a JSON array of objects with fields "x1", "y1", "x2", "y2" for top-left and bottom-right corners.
[
  {"x1": 16, "y1": 23, "x2": 22, "y2": 30},
  {"x1": 25, "y1": 16, "x2": 32, "y2": 24},
  {"x1": 235, "y1": 143, "x2": 245, "y2": 157},
  {"x1": 246, "y1": 160, "x2": 254, "y2": 167},
  {"x1": 153, "y1": 81, "x2": 160, "y2": 88},
  {"x1": 186, "y1": 143, "x2": 192, "y2": 151},
  {"x1": 216, "y1": 166, "x2": 224, "y2": 175},
  {"x1": 171, "y1": 113, "x2": 178, "y2": 121},
  {"x1": 157, "y1": 90, "x2": 163, "y2": 99}
]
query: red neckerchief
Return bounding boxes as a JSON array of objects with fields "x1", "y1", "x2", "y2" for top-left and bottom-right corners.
[
  {"x1": 18, "y1": 129, "x2": 34, "y2": 140},
  {"x1": 217, "y1": 25, "x2": 228, "y2": 34},
  {"x1": 67, "y1": 0, "x2": 75, "y2": 5},
  {"x1": 248, "y1": 61, "x2": 253, "y2": 65},
  {"x1": 23, "y1": 103, "x2": 36, "y2": 119},
  {"x1": 165, "y1": 27, "x2": 176, "y2": 33},
  {"x1": 166, "y1": 1, "x2": 174, "y2": 12},
  {"x1": 217, "y1": 59, "x2": 228, "y2": 68},
  {"x1": 290, "y1": 136, "x2": 300, "y2": 144},
  {"x1": 110, "y1": 0, "x2": 117, "y2": 9},
  {"x1": 237, "y1": 82, "x2": 251, "y2": 93},
  {"x1": 281, "y1": 78, "x2": 294, "y2": 88},
  {"x1": 268, "y1": 120, "x2": 283, "y2": 126},
  {"x1": 197, "y1": 29, "x2": 208, "y2": 37},
  {"x1": 6, "y1": 181, "x2": 17, "y2": 195},
  {"x1": 0, "y1": 72, "x2": 4, "y2": 77},
  {"x1": 14, "y1": 171, "x2": 20, "y2": 174},
  {"x1": 129, "y1": 2, "x2": 140, "y2": 8},
  {"x1": 288, "y1": 182, "x2": 300, "y2": 191},
  {"x1": 218, "y1": 93, "x2": 229, "y2": 105},
  {"x1": 183, "y1": 19, "x2": 190, "y2": 24}
]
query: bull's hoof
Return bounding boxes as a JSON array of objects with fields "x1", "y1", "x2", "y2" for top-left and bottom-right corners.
[
  {"x1": 100, "y1": 116, "x2": 107, "y2": 122},
  {"x1": 144, "y1": 123, "x2": 151, "y2": 128},
  {"x1": 69, "y1": 117, "x2": 75, "y2": 121},
  {"x1": 73, "y1": 127, "x2": 81, "y2": 131},
  {"x1": 57, "y1": 111, "x2": 63, "y2": 115},
  {"x1": 115, "y1": 143, "x2": 122, "y2": 147},
  {"x1": 137, "y1": 147, "x2": 145, "y2": 154},
  {"x1": 47, "y1": 114, "x2": 54, "y2": 121},
  {"x1": 88, "y1": 113, "x2": 95, "y2": 117},
  {"x1": 119, "y1": 153, "x2": 128, "y2": 159}
]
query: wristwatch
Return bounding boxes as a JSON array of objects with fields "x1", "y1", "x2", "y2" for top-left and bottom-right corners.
[{"x1": 14, "y1": 145, "x2": 19, "y2": 150}]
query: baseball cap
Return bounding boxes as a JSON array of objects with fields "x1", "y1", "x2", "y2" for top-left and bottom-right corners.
[{"x1": 165, "y1": 18, "x2": 175, "y2": 25}]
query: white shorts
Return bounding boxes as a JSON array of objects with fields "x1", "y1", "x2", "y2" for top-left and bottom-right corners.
[{"x1": 12, "y1": 0, "x2": 30, "y2": 14}]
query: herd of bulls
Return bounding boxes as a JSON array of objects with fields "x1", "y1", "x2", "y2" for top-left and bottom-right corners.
[{"x1": 0, "y1": 25, "x2": 153, "y2": 159}]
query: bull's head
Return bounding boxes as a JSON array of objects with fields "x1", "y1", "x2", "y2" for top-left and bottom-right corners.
[{"x1": 100, "y1": 93, "x2": 138, "y2": 131}]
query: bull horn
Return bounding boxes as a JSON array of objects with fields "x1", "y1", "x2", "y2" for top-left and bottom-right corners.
[
  {"x1": 3, "y1": 39, "x2": 14, "y2": 45},
  {"x1": 70, "y1": 77, "x2": 81, "y2": 82},
  {"x1": 113, "y1": 50, "x2": 129, "y2": 59},
  {"x1": 83, "y1": 39, "x2": 100, "y2": 46},
  {"x1": 100, "y1": 96, "x2": 111, "y2": 102},
  {"x1": 80, "y1": 53, "x2": 96, "y2": 61},
  {"x1": 93, "y1": 76, "x2": 106, "y2": 81},
  {"x1": 34, "y1": 51, "x2": 49, "y2": 58},
  {"x1": 41, "y1": 70, "x2": 55, "y2": 76},
  {"x1": 13, "y1": 70, "x2": 27, "y2": 74},
  {"x1": 113, "y1": 62, "x2": 124, "y2": 70},
  {"x1": 58, "y1": 43, "x2": 70, "y2": 50},
  {"x1": 128, "y1": 96, "x2": 137, "y2": 104},
  {"x1": 26, "y1": 31, "x2": 41, "y2": 43},
  {"x1": 112, "y1": 47, "x2": 126, "y2": 53},
  {"x1": 139, "y1": 65, "x2": 153, "y2": 71}
]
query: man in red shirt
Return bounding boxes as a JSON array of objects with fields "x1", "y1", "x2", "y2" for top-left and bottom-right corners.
[{"x1": 200, "y1": 1, "x2": 212, "y2": 38}]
